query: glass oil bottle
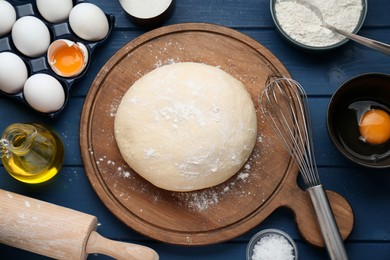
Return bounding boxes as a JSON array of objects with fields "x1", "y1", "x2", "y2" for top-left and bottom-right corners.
[{"x1": 0, "y1": 123, "x2": 64, "y2": 184}]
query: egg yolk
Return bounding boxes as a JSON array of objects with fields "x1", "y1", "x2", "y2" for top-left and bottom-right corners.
[
  {"x1": 359, "y1": 109, "x2": 390, "y2": 145},
  {"x1": 52, "y1": 45, "x2": 84, "y2": 76}
]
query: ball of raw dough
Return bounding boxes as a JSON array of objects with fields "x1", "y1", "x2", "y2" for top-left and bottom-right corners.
[{"x1": 114, "y1": 62, "x2": 257, "y2": 192}]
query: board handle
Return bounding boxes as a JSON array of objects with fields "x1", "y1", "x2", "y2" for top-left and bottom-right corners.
[
  {"x1": 283, "y1": 187, "x2": 354, "y2": 247},
  {"x1": 86, "y1": 231, "x2": 159, "y2": 260}
]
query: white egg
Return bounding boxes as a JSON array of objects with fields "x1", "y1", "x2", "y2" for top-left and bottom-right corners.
[
  {"x1": 0, "y1": 52, "x2": 28, "y2": 94},
  {"x1": 24, "y1": 74, "x2": 65, "y2": 113},
  {"x1": 69, "y1": 3, "x2": 109, "y2": 41},
  {"x1": 12, "y1": 16, "x2": 51, "y2": 58},
  {"x1": 0, "y1": 1, "x2": 17, "y2": 36},
  {"x1": 36, "y1": 0, "x2": 73, "y2": 23}
]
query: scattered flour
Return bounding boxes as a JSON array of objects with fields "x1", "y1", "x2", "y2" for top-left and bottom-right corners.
[
  {"x1": 93, "y1": 48, "x2": 280, "y2": 212},
  {"x1": 123, "y1": 171, "x2": 131, "y2": 178},
  {"x1": 237, "y1": 172, "x2": 249, "y2": 180},
  {"x1": 91, "y1": 115, "x2": 274, "y2": 212},
  {"x1": 155, "y1": 57, "x2": 178, "y2": 68},
  {"x1": 109, "y1": 98, "x2": 121, "y2": 117},
  {"x1": 95, "y1": 147, "x2": 258, "y2": 211}
]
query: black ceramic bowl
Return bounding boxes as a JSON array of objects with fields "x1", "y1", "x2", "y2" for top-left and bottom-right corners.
[
  {"x1": 270, "y1": 0, "x2": 367, "y2": 52},
  {"x1": 327, "y1": 73, "x2": 390, "y2": 168}
]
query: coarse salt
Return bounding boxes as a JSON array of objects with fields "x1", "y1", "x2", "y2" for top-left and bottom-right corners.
[{"x1": 251, "y1": 234, "x2": 295, "y2": 260}]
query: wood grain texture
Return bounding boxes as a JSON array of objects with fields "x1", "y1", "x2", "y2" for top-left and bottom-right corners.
[
  {"x1": 0, "y1": 189, "x2": 97, "y2": 260},
  {"x1": 67, "y1": 28, "x2": 390, "y2": 98},
  {"x1": 93, "y1": 0, "x2": 390, "y2": 28},
  {"x1": 80, "y1": 23, "x2": 353, "y2": 246},
  {"x1": 1, "y1": 0, "x2": 390, "y2": 258},
  {"x1": 0, "y1": 96, "x2": 374, "y2": 167},
  {"x1": 86, "y1": 231, "x2": 159, "y2": 260}
]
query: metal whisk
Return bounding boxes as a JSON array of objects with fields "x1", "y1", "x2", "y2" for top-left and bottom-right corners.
[{"x1": 260, "y1": 75, "x2": 348, "y2": 260}]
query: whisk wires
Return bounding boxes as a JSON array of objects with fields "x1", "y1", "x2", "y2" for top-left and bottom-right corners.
[{"x1": 260, "y1": 75, "x2": 320, "y2": 188}]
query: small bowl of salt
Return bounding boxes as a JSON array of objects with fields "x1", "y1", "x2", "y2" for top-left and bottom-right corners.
[
  {"x1": 270, "y1": 0, "x2": 367, "y2": 51},
  {"x1": 246, "y1": 229, "x2": 297, "y2": 260}
]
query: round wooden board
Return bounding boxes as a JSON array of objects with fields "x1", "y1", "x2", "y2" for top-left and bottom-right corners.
[{"x1": 80, "y1": 23, "x2": 294, "y2": 245}]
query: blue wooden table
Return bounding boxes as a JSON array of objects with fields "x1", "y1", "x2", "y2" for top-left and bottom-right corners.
[{"x1": 1, "y1": 0, "x2": 390, "y2": 259}]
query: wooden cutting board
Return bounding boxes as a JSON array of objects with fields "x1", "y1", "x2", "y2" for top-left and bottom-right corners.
[{"x1": 80, "y1": 23, "x2": 354, "y2": 246}]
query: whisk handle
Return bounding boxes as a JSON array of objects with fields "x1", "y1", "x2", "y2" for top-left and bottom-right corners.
[{"x1": 307, "y1": 185, "x2": 348, "y2": 260}]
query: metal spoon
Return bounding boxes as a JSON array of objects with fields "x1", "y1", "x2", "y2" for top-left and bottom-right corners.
[{"x1": 296, "y1": 0, "x2": 390, "y2": 55}]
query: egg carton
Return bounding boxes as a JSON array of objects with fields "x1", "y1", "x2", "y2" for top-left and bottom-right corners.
[{"x1": 0, "y1": 0, "x2": 115, "y2": 118}]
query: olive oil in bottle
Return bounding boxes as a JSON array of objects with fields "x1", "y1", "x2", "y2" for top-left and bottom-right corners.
[{"x1": 0, "y1": 123, "x2": 64, "y2": 184}]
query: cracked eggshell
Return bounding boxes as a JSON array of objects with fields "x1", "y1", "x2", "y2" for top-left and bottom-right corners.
[{"x1": 47, "y1": 39, "x2": 89, "y2": 78}]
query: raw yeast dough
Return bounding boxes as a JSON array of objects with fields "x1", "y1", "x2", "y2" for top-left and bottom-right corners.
[{"x1": 114, "y1": 62, "x2": 257, "y2": 192}]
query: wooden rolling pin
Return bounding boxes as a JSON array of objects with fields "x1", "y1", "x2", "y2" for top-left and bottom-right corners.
[{"x1": 0, "y1": 189, "x2": 159, "y2": 260}]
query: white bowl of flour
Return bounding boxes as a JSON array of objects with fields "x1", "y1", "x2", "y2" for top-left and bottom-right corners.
[{"x1": 270, "y1": 0, "x2": 367, "y2": 51}]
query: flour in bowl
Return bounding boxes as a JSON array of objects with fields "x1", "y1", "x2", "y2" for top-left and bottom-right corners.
[{"x1": 274, "y1": 0, "x2": 363, "y2": 47}]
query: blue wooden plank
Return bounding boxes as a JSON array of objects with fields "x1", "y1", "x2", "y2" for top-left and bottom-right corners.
[
  {"x1": 1, "y1": 0, "x2": 390, "y2": 259},
  {"x1": 67, "y1": 28, "x2": 390, "y2": 98},
  {"x1": 1, "y1": 237, "x2": 390, "y2": 260},
  {"x1": 0, "y1": 96, "x2": 383, "y2": 168},
  {"x1": 0, "y1": 97, "x2": 83, "y2": 166},
  {"x1": 0, "y1": 241, "x2": 324, "y2": 260},
  {"x1": 89, "y1": 0, "x2": 390, "y2": 28},
  {"x1": 0, "y1": 164, "x2": 389, "y2": 258},
  {"x1": 1, "y1": 165, "x2": 390, "y2": 242}
]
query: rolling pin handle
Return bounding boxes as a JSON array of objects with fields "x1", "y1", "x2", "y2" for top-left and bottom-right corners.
[{"x1": 86, "y1": 231, "x2": 159, "y2": 260}]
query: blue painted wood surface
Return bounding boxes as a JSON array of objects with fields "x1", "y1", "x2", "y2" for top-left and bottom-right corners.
[{"x1": 1, "y1": 0, "x2": 390, "y2": 259}]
